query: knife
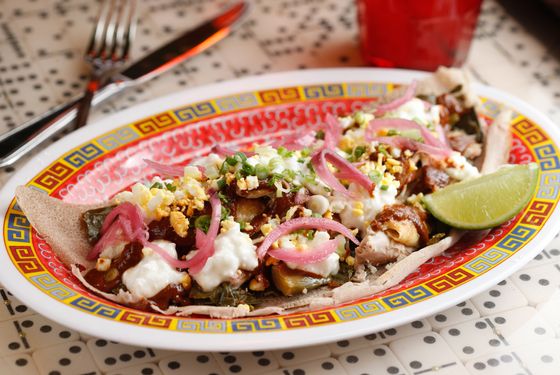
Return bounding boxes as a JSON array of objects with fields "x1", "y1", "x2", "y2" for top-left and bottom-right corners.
[{"x1": 0, "y1": 1, "x2": 250, "y2": 168}]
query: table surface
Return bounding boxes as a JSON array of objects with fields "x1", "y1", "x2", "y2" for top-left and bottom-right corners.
[{"x1": 1, "y1": 0, "x2": 560, "y2": 374}]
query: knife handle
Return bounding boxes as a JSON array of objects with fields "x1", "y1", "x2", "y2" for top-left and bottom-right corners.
[{"x1": 0, "y1": 82, "x2": 126, "y2": 169}]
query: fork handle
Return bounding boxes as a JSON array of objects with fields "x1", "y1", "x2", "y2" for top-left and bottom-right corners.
[
  {"x1": 0, "y1": 81, "x2": 127, "y2": 168},
  {"x1": 74, "y1": 80, "x2": 99, "y2": 129}
]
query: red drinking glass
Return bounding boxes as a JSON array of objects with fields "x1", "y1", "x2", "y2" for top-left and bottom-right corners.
[{"x1": 357, "y1": 0, "x2": 483, "y2": 71}]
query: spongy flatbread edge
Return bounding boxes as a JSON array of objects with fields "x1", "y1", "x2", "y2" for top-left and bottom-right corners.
[{"x1": 15, "y1": 186, "x2": 104, "y2": 269}]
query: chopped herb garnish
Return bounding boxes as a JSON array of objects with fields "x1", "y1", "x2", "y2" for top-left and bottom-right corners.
[
  {"x1": 368, "y1": 170, "x2": 382, "y2": 184},
  {"x1": 225, "y1": 155, "x2": 238, "y2": 166},
  {"x1": 255, "y1": 164, "x2": 269, "y2": 180},
  {"x1": 277, "y1": 146, "x2": 294, "y2": 158},
  {"x1": 217, "y1": 178, "x2": 227, "y2": 190},
  {"x1": 378, "y1": 144, "x2": 389, "y2": 156},
  {"x1": 218, "y1": 191, "x2": 229, "y2": 204},
  {"x1": 150, "y1": 182, "x2": 164, "y2": 189},
  {"x1": 165, "y1": 183, "x2": 176, "y2": 192},
  {"x1": 194, "y1": 215, "x2": 211, "y2": 233},
  {"x1": 235, "y1": 152, "x2": 247, "y2": 163},
  {"x1": 353, "y1": 145, "x2": 366, "y2": 160},
  {"x1": 300, "y1": 147, "x2": 311, "y2": 157},
  {"x1": 241, "y1": 161, "x2": 255, "y2": 176}
]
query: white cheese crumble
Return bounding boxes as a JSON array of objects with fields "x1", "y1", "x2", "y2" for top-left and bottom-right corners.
[
  {"x1": 114, "y1": 182, "x2": 175, "y2": 221},
  {"x1": 122, "y1": 240, "x2": 185, "y2": 299},
  {"x1": 331, "y1": 182, "x2": 398, "y2": 233},
  {"x1": 445, "y1": 153, "x2": 480, "y2": 181},
  {"x1": 192, "y1": 153, "x2": 223, "y2": 179},
  {"x1": 282, "y1": 231, "x2": 341, "y2": 277},
  {"x1": 191, "y1": 221, "x2": 258, "y2": 292},
  {"x1": 383, "y1": 98, "x2": 441, "y2": 128}
]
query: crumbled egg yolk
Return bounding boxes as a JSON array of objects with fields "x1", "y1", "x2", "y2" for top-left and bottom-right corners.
[
  {"x1": 115, "y1": 183, "x2": 175, "y2": 221},
  {"x1": 169, "y1": 211, "x2": 189, "y2": 238}
]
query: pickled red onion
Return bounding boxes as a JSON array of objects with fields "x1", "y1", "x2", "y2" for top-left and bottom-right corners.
[
  {"x1": 183, "y1": 193, "x2": 222, "y2": 274},
  {"x1": 268, "y1": 238, "x2": 339, "y2": 264},
  {"x1": 256, "y1": 217, "x2": 359, "y2": 259},
  {"x1": 88, "y1": 202, "x2": 147, "y2": 260},
  {"x1": 272, "y1": 131, "x2": 316, "y2": 150},
  {"x1": 311, "y1": 149, "x2": 373, "y2": 199},
  {"x1": 372, "y1": 136, "x2": 451, "y2": 159},
  {"x1": 374, "y1": 81, "x2": 417, "y2": 116},
  {"x1": 366, "y1": 118, "x2": 450, "y2": 150},
  {"x1": 211, "y1": 145, "x2": 255, "y2": 157},
  {"x1": 323, "y1": 114, "x2": 343, "y2": 149},
  {"x1": 144, "y1": 159, "x2": 184, "y2": 177}
]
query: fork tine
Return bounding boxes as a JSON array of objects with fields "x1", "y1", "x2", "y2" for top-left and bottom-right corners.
[
  {"x1": 114, "y1": 0, "x2": 137, "y2": 61},
  {"x1": 101, "y1": 0, "x2": 120, "y2": 59},
  {"x1": 86, "y1": 0, "x2": 111, "y2": 57}
]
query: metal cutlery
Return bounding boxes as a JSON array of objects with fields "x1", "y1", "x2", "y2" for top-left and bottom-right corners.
[
  {"x1": 74, "y1": 0, "x2": 138, "y2": 129},
  {"x1": 0, "y1": 1, "x2": 250, "y2": 169}
]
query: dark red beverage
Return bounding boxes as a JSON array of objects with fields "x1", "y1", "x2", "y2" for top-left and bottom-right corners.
[{"x1": 357, "y1": 0, "x2": 482, "y2": 71}]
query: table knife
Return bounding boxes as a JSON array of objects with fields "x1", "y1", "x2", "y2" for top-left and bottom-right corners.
[{"x1": 0, "y1": 1, "x2": 250, "y2": 168}]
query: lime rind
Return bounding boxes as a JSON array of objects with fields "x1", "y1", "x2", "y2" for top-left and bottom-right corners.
[{"x1": 422, "y1": 163, "x2": 539, "y2": 230}]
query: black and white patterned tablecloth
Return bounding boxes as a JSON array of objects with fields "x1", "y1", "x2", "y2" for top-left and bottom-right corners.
[{"x1": 1, "y1": 0, "x2": 560, "y2": 374}]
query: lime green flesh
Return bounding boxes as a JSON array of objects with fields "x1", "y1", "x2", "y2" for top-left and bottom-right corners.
[{"x1": 422, "y1": 163, "x2": 539, "y2": 230}]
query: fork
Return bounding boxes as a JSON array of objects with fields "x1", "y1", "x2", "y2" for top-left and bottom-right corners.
[{"x1": 74, "y1": 0, "x2": 137, "y2": 129}]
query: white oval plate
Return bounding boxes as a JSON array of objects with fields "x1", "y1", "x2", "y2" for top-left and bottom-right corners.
[{"x1": 1, "y1": 68, "x2": 560, "y2": 351}]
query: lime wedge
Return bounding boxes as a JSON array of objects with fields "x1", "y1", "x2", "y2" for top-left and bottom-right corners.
[{"x1": 422, "y1": 163, "x2": 538, "y2": 230}]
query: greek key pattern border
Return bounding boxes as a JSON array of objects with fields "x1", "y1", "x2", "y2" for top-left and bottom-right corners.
[{"x1": 3, "y1": 83, "x2": 559, "y2": 333}]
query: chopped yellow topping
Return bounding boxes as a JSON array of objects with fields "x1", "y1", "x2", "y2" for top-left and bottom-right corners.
[{"x1": 170, "y1": 211, "x2": 189, "y2": 238}]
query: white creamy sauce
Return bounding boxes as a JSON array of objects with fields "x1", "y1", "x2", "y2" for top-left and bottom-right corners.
[
  {"x1": 445, "y1": 153, "x2": 480, "y2": 181},
  {"x1": 192, "y1": 153, "x2": 224, "y2": 179},
  {"x1": 282, "y1": 231, "x2": 340, "y2": 277},
  {"x1": 330, "y1": 183, "x2": 398, "y2": 233},
  {"x1": 384, "y1": 98, "x2": 441, "y2": 128},
  {"x1": 191, "y1": 222, "x2": 258, "y2": 292},
  {"x1": 122, "y1": 240, "x2": 185, "y2": 299}
]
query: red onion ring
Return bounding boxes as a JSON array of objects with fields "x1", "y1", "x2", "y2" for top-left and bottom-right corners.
[
  {"x1": 374, "y1": 81, "x2": 417, "y2": 116},
  {"x1": 144, "y1": 159, "x2": 185, "y2": 177},
  {"x1": 256, "y1": 217, "x2": 359, "y2": 259},
  {"x1": 268, "y1": 238, "x2": 339, "y2": 264},
  {"x1": 311, "y1": 148, "x2": 373, "y2": 199}
]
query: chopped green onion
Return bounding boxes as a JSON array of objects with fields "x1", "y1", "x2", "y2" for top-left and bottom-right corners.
[
  {"x1": 353, "y1": 145, "x2": 366, "y2": 160},
  {"x1": 380, "y1": 184, "x2": 389, "y2": 191},
  {"x1": 278, "y1": 146, "x2": 294, "y2": 158},
  {"x1": 235, "y1": 152, "x2": 247, "y2": 163},
  {"x1": 225, "y1": 155, "x2": 238, "y2": 166},
  {"x1": 378, "y1": 145, "x2": 389, "y2": 156},
  {"x1": 194, "y1": 215, "x2": 211, "y2": 233},
  {"x1": 268, "y1": 157, "x2": 282, "y2": 171},
  {"x1": 218, "y1": 191, "x2": 229, "y2": 203},
  {"x1": 221, "y1": 206, "x2": 230, "y2": 220},
  {"x1": 165, "y1": 183, "x2": 176, "y2": 192},
  {"x1": 282, "y1": 169, "x2": 296, "y2": 182},
  {"x1": 217, "y1": 178, "x2": 227, "y2": 190},
  {"x1": 150, "y1": 182, "x2": 163, "y2": 189},
  {"x1": 241, "y1": 162, "x2": 255, "y2": 176},
  {"x1": 255, "y1": 164, "x2": 269, "y2": 180},
  {"x1": 300, "y1": 147, "x2": 311, "y2": 157},
  {"x1": 368, "y1": 170, "x2": 382, "y2": 184},
  {"x1": 219, "y1": 162, "x2": 230, "y2": 174}
]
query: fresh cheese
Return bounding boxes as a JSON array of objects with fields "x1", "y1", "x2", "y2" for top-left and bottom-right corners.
[
  {"x1": 122, "y1": 240, "x2": 186, "y2": 299},
  {"x1": 383, "y1": 98, "x2": 441, "y2": 128},
  {"x1": 282, "y1": 231, "x2": 340, "y2": 277},
  {"x1": 191, "y1": 221, "x2": 258, "y2": 292},
  {"x1": 445, "y1": 152, "x2": 480, "y2": 181},
  {"x1": 331, "y1": 182, "x2": 398, "y2": 233}
]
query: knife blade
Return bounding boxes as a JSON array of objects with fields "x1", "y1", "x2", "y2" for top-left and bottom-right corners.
[{"x1": 0, "y1": 1, "x2": 250, "y2": 168}]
